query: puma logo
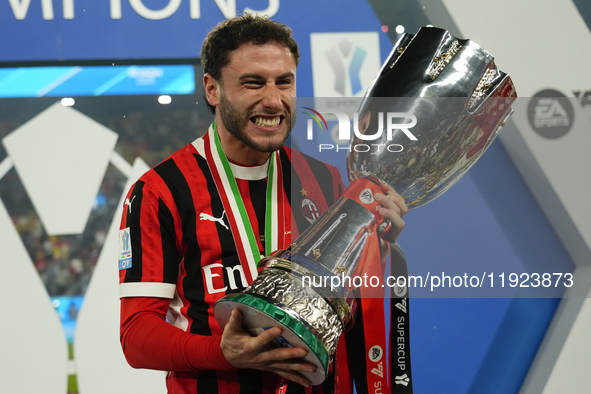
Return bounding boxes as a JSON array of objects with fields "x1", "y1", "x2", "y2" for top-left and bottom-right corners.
[
  {"x1": 125, "y1": 195, "x2": 136, "y2": 214},
  {"x1": 199, "y1": 211, "x2": 229, "y2": 230}
]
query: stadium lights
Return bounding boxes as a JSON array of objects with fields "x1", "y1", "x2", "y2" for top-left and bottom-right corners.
[
  {"x1": 61, "y1": 98, "x2": 75, "y2": 106},
  {"x1": 158, "y1": 95, "x2": 172, "y2": 104}
]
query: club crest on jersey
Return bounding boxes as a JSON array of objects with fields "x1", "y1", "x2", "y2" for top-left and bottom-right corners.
[{"x1": 301, "y1": 198, "x2": 320, "y2": 224}]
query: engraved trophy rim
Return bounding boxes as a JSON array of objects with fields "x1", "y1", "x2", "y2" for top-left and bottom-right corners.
[{"x1": 213, "y1": 292, "x2": 330, "y2": 385}]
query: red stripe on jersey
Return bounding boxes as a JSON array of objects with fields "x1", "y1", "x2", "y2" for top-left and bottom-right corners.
[
  {"x1": 120, "y1": 186, "x2": 133, "y2": 230},
  {"x1": 139, "y1": 187, "x2": 165, "y2": 283},
  {"x1": 290, "y1": 149, "x2": 330, "y2": 213},
  {"x1": 282, "y1": 147, "x2": 300, "y2": 241},
  {"x1": 326, "y1": 164, "x2": 344, "y2": 206},
  {"x1": 276, "y1": 157, "x2": 290, "y2": 250},
  {"x1": 167, "y1": 373, "x2": 198, "y2": 394},
  {"x1": 290, "y1": 209, "x2": 299, "y2": 240},
  {"x1": 119, "y1": 185, "x2": 134, "y2": 285},
  {"x1": 217, "y1": 371, "x2": 240, "y2": 394},
  {"x1": 236, "y1": 179, "x2": 262, "y2": 252},
  {"x1": 147, "y1": 174, "x2": 182, "y2": 282}
]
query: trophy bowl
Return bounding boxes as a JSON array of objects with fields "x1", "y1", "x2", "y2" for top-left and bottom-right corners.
[
  {"x1": 347, "y1": 27, "x2": 516, "y2": 208},
  {"x1": 214, "y1": 27, "x2": 517, "y2": 385}
]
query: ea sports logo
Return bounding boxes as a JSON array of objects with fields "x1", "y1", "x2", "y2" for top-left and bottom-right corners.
[
  {"x1": 368, "y1": 345, "x2": 383, "y2": 362},
  {"x1": 528, "y1": 89, "x2": 574, "y2": 139}
]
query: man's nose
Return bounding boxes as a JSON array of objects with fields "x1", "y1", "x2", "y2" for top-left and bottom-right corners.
[{"x1": 261, "y1": 84, "x2": 282, "y2": 110}]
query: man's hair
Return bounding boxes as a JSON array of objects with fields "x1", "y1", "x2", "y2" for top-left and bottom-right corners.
[{"x1": 200, "y1": 14, "x2": 300, "y2": 113}]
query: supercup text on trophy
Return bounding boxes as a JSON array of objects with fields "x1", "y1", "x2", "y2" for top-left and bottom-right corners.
[{"x1": 305, "y1": 109, "x2": 418, "y2": 153}]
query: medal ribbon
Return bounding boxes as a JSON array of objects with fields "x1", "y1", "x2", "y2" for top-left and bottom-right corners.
[
  {"x1": 390, "y1": 244, "x2": 413, "y2": 393},
  {"x1": 204, "y1": 122, "x2": 283, "y2": 283},
  {"x1": 336, "y1": 178, "x2": 390, "y2": 394},
  {"x1": 337, "y1": 177, "x2": 415, "y2": 394}
]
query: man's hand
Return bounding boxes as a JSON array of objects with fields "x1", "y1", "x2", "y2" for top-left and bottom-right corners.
[
  {"x1": 374, "y1": 191, "x2": 408, "y2": 261},
  {"x1": 221, "y1": 309, "x2": 316, "y2": 387}
]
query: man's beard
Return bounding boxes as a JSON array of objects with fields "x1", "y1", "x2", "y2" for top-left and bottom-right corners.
[{"x1": 219, "y1": 92, "x2": 292, "y2": 153}]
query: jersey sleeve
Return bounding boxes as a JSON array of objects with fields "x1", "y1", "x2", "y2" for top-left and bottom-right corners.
[
  {"x1": 118, "y1": 173, "x2": 236, "y2": 372},
  {"x1": 120, "y1": 296, "x2": 235, "y2": 372},
  {"x1": 119, "y1": 175, "x2": 181, "y2": 299}
]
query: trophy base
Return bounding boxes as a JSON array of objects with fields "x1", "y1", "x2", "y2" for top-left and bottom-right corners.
[{"x1": 214, "y1": 293, "x2": 329, "y2": 386}]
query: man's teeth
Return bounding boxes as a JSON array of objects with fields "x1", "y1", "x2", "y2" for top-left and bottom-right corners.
[{"x1": 254, "y1": 117, "x2": 280, "y2": 127}]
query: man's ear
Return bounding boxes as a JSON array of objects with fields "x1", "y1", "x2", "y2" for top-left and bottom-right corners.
[{"x1": 203, "y1": 73, "x2": 220, "y2": 107}]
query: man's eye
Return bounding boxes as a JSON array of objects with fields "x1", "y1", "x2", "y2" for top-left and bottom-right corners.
[{"x1": 245, "y1": 80, "x2": 263, "y2": 86}]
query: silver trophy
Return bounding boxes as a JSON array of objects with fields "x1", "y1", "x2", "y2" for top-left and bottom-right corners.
[{"x1": 214, "y1": 27, "x2": 517, "y2": 385}]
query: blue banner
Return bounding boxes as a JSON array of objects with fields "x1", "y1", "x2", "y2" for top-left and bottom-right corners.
[
  {"x1": 0, "y1": 64, "x2": 195, "y2": 97},
  {"x1": 0, "y1": 1, "x2": 392, "y2": 72}
]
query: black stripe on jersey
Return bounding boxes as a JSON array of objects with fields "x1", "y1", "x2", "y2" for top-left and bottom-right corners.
[
  {"x1": 302, "y1": 153, "x2": 335, "y2": 206},
  {"x1": 322, "y1": 368, "x2": 335, "y2": 394},
  {"x1": 238, "y1": 369, "x2": 263, "y2": 394},
  {"x1": 124, "y1": 181, "x2": 144, "y2": 283},
  {"x1": 347, "y1": 299, "x2": 369, "y2": 394},
  {"x1": 158, "y1": 198, "x2": 180, "y2": 284},
  {"x1": 153, "y1": 158, "x2": 208, "y2": 337},
  {"x1": 280, "y1": 149, "x2": 292, "y2": 206},
  {"x1": 197, "y1": 370, "x2": 218, "y2": 394},
  {"x1": 285, "y1": 382, "x2": 306, "y2": 394}
]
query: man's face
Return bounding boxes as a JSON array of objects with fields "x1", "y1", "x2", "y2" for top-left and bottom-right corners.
[{"x1": 216, "y1": 41, "x2": 297, "y2": 153}]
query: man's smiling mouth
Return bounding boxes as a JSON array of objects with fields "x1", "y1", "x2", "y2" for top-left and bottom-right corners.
[{"x1": 251, "y1": 115, "x2": 284, "y2": 127}]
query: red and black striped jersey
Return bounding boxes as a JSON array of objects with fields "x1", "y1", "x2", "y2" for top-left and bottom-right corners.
[{"x1": 119, "y1": 133, "x2": 344, "y2": 394}]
